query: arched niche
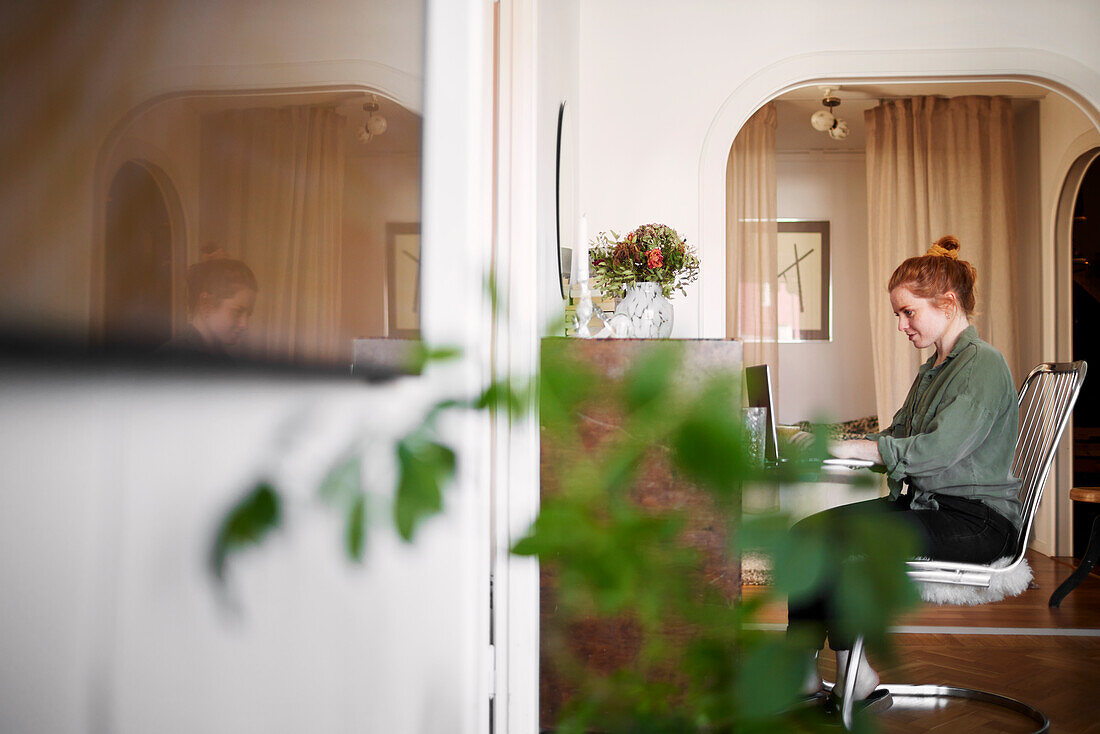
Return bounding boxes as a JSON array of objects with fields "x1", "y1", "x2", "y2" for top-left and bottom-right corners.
[{"x1": 102, "y1": 159, "x2": 180, "y2": 350}]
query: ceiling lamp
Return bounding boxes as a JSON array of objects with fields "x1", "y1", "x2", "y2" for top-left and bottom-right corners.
[
  {"x1": 809, "y1": 88, "x2": 849, "y2": 140},
  {"x1": 356, "y1": 96, "x2": 389, "y2": 144}
]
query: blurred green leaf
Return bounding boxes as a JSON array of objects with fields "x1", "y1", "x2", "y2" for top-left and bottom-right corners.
[
  {"x1": 394, "y1": 436, "x2": 456, "y2": 541},
  {"x1": 319, "y1": 457, "x2": 372, "y2": 563},
  {"x1": 485, "y1": 269, "x2": 506, "y2": 316},
  {"x1": 476, "y1": 377, "x2": 534, "y2": 420},
  {"x1": 671, "y1": 391, "x2": 744, "y2": 494},
  {"x1": 624, "y1": 343, "x2": 681, "y2": 414},
  {"x1": 539, "y1": 340, "x2": 599, "y2": 424},
  {"x1": 738, "y1": 512, "x2": 791, "y2": 554},
  {"x1": 210, "y1": 307, "x2": 920, "y2": 731},
  {"x1": 807, "y1": 419, "x2": 833, "y2": 462},
  {"x1": 833, "y1": 512, "x2": 921, "y2": 652},
  {"x1": 734, "y1": 636, "x2": 808, "y2": 720},
  {"x1": 546, "y1": 311, "x2": 569, "y2": 338},
  {"x1": 345, "y1": 492, "x2": 368, "y2": 562},
  {"x1": 319, "y1": 456, "x2": 361, "y2": 505},
  {"x1": 404, "y1": 342, "x2": 463, "y2": 374},
  {"x1": 771, "y1": 522, "x2": 831, "y2": 603},
  {"x1": 526, "y1": 345, "x2": 919, "y2": 732},
  {"x1": 597, "y1": 443, "x2": 644, "y2": 495},
  {"x1": 211, "y1": 483, "x2": 281, "y2": 581}
]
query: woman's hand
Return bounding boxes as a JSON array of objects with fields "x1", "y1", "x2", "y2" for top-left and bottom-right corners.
[
  {"x1": 828, "y1": 438, "x2": 882, "y2": 464},
  {"x1": 789, "y1": 430, "x2": 815, "y2": 451}
]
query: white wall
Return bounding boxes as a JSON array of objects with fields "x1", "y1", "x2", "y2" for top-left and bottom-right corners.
[
  {"x1": 0, "y1": 371, "x2": 473, "y2": 734},
  {"x1": 0, "y1": 374, "x2": 459, "y2": 734},
  {"x1": 775, "y1": 151, "x2": 875, "y2": 425}
]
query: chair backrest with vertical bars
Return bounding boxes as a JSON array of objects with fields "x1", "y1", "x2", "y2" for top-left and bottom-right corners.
[
  {"x1": 907, "y1": 361, "x2": 1087, "y2": 586},
  {"x1": 1012, "y1": 361, "x2": 1088, "y2": 560},
  {"x1": 875, "y1": 363, "x2": 1086, "y2": 734}
]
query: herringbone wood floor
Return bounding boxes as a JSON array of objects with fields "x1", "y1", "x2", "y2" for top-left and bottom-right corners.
[{"x1": 746, "y1": 551, "x2": 1100, "y2": 732}]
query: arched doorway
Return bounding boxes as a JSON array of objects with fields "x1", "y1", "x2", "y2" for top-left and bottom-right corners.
[
  {"x1": 1070, "y1": 151, "x2": 1100, "y2": 491},
  {"x1": 705, "y1": 69, "x2": 1100, "y2": 555},
  {"x1": 1070, "y1": 151, "x2": 1100, "y2": 414},
  {"x1": 103, "y1": 160, "x2": 176, "y2": 351},
  {"x1": 1053, "y1": 147, "x2": 1100, "y2": 552}
]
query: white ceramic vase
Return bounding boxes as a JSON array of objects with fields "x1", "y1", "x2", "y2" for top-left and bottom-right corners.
[{"x1": 609, "y1": 282, "x2": 674, "y2": 338}]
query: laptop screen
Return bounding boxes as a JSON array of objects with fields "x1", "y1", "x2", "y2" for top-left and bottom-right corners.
[{"x1": 744, "y1": 364, "x2": 780, "y2": 463}]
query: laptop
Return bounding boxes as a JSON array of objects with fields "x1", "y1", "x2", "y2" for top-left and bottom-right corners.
[{"x1": 744, "y1": 364, "x2": 877, "y2": 470}]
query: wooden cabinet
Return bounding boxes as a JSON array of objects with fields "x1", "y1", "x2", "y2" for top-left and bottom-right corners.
[{"x1": 538, "y1": 338, "x2": 743, "y2": 727}]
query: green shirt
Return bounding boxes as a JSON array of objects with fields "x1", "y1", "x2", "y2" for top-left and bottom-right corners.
[{"x1": 872, "y1": 325, "x2": 1022, "y2": 529}]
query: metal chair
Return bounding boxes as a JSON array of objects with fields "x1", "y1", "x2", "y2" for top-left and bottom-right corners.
[{"x1": 837, "y1": 361, "x2": 1088, "y2": 732}]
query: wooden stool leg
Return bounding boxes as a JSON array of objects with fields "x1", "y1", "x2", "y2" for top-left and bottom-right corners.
[{"x1": 1050, "y1": 515, "x2": 1100, "y2": 607}]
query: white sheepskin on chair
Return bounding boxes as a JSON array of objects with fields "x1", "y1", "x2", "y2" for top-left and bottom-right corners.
[
  {"x1": 917, "y1": 557, "x2": 1033, "y2": 606},
  {"x1": 741, "y1": 554, "x2": 1034, "y2": 606}
]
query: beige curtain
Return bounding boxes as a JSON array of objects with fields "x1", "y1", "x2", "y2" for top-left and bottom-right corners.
[
  {"x1": 726, "y1": 103, "x2": 779, "y2": 396},
  {"x1": 200, "y1": 106, "x2": 346, "y2": 361},
  {"x1": 865, "y1": 96, "x2": 1018, "y2": 428}
]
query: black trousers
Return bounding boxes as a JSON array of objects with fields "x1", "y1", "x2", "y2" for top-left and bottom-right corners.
[{"x1": 786, "y1": 493, "x2": 1018, "y2": 651}]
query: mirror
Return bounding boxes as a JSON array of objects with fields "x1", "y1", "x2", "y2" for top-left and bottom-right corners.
[
  {"x1": 555, "y1": 101, "x2": 575, "y2": 300},
  {"x1": 2, "y1": 90, "x2": 423, "y2": 369},
  {"x1": 0, "y1": 3, "x2": 429, "y2": 375},
  {"x1": 134, "y1": 93, "x2": 422, "y2": 365}
]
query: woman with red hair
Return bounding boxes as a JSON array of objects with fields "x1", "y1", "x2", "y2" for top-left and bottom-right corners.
[{"x1": 791, "y1": 236, "x2": 1021, "y2": 711}]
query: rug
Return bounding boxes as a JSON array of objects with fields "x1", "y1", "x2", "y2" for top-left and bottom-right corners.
[{"x1": 741, "y1": 551, "x2": 773, "y2": 587}]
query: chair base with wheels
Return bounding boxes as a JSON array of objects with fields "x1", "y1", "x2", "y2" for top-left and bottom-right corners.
[
  {"x1": 825, "y1": 637, "x2": 1050, "y2": 732},
  {"x1": 837, "y1": 361, "x2": 1086, "y2": 732}
]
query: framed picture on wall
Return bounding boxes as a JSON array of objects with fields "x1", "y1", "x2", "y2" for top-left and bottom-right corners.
[
  {"x1": 386, "y1": 222, "x2": 421, "y2": 338},
  {"x1": 777, "y1": 220, "x2": 830, "y2": 341}
]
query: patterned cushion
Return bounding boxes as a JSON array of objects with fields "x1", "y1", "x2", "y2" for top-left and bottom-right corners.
[{"x1": 796, "y1": 415, "x2": 880, "y2": 441}]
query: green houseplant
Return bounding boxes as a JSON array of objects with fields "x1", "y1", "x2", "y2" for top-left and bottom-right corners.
[
  {"x1": 515, "y1": 342, "x2": 918, "y2": 733},
  {"x1": 212, "y1": 337, "x2": 917, "y2": 733}
]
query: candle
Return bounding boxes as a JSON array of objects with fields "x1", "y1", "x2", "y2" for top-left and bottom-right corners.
[
  {"x1": 576, "y1": 214, "x2": 589, "y2": 285},
  {"x1": 574, "y1": 213, "x2": 593, "y2": 337}
]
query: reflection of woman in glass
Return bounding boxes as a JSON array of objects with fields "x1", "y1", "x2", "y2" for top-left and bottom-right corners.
[{"x1": 163, "y1": 249, "x2": 257, "y2": 358}]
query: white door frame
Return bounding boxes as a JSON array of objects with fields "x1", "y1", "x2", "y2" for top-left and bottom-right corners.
[
  {"x1": 491, "y1": 0, "x2": 542, "y2": 732},
  {"x1": 421, "y1": 1, "x2": 497, "y2": 732}
]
